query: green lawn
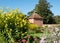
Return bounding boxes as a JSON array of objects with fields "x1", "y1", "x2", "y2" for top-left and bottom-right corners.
[{"x1": 30, "y1": 33, "x2": 43, "y2": 38}]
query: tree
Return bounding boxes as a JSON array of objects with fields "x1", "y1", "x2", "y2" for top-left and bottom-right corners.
[
  {"x1": 54, "y1": 15, "x2": 60, "y2": 24},
  {"x1": 28, "y1": 0, "x2": 56, "y2": 24}
]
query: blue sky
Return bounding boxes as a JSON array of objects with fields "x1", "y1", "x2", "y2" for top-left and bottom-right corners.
[{"x1": 0, "y1": 0, "x2": 60, "y2": 15}]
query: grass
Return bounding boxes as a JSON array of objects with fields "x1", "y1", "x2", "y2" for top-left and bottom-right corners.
[{"x1": 30, "y1": 33, "x2": 43, "y2": 38}]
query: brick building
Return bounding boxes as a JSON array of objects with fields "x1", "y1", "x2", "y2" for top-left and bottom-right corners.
[{"x1": 29, "y1": 12, "x2": 43, "y2": 26}]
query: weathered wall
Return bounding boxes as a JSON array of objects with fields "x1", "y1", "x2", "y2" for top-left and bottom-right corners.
[
  {"x1": 29, "y1": 18, "x2": 43, "y2": 26},
  {"x1": 29, "y1": 19, "x2": 34, "y2": 23},
  {"x1": 34, "y1": 19, "x2": 43, "y2": 26}
]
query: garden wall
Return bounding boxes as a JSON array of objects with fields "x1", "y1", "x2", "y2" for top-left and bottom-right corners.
[{"x1": 43, "y1": 24, "x2": 60, "y2": 27}]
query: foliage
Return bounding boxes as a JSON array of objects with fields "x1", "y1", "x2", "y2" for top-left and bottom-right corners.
[
  {"x1": 28, "y1": 23, "x2": 39, "y2": 34},
  {"x1": 28, "y1": 0, "x2": 56, "y2": 24},
  {"x1": 40, "y1": 26, "x2": 60, "y2": 43},
  {"x1": 54, "y1": 16, "x2": 60, "y2": 24},
  {"x1": 28, "y1": 24, "x2": 39, "y2": 30},
  {"x1": 0, "y1": 8, "x2": 29, "y2": 43},
  {"x1": 26, "y1": 35, "x2": 40, "y2": 43},
  {"x1": 28, "y1": 23, "x2": 45, "y2": 34}
]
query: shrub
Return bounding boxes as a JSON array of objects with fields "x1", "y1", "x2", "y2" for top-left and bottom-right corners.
[{"x1": 0, "y1": 8, "x2": 29, "y2": 43}]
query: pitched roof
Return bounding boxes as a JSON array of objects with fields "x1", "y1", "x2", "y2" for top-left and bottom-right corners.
[{"x1": 29, "y1": 13, "x2": 42, "y2": 19}]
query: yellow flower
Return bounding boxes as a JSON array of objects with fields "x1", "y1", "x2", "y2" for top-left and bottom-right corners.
[
  {"x1": 6, "y1": 18, "x2": 7, "y2": 20},
  {"x1": 21, "y1": 24, "x2": 23, "y2": 27},
  {"x1": 25, "y1": 32, "x2": 27, "y2": 34},
  {"x1": 5, "y1": 24, "x2": 8, "y2": 27},
  {"x1": 16, "y1": 16, "x2": 19, "y2": 19},
  {"x1": 8, "y1": 13, "x2": 12, "y2": 17},
  {"x1": 4, "y1": 20, "x2": 6, "y2": 23},
  {"x1": 22, "y1": 33, "x2": 24, "y2": 36},
  {"x1": 15, "y1": 23, "x2": 17, "y2": 25},
  {"x1": 10, "y1": 29, "x2": 12, "y2": 31},
  {"x1": 6, "y1": 29, "x2": 8, "y2": 32},
  {"x1": 23, "y1": 19, "x2": 25, "y2": 22}
]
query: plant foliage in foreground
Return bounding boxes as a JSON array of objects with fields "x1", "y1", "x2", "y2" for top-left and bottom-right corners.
[{"x1": 0, "y1": 9, "x2": 29, "y2": 43}]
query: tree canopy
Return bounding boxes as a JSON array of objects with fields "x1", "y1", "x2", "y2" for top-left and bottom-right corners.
[{"x1": 28, "y1": 0, "x2": 56, "y2": 24}]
